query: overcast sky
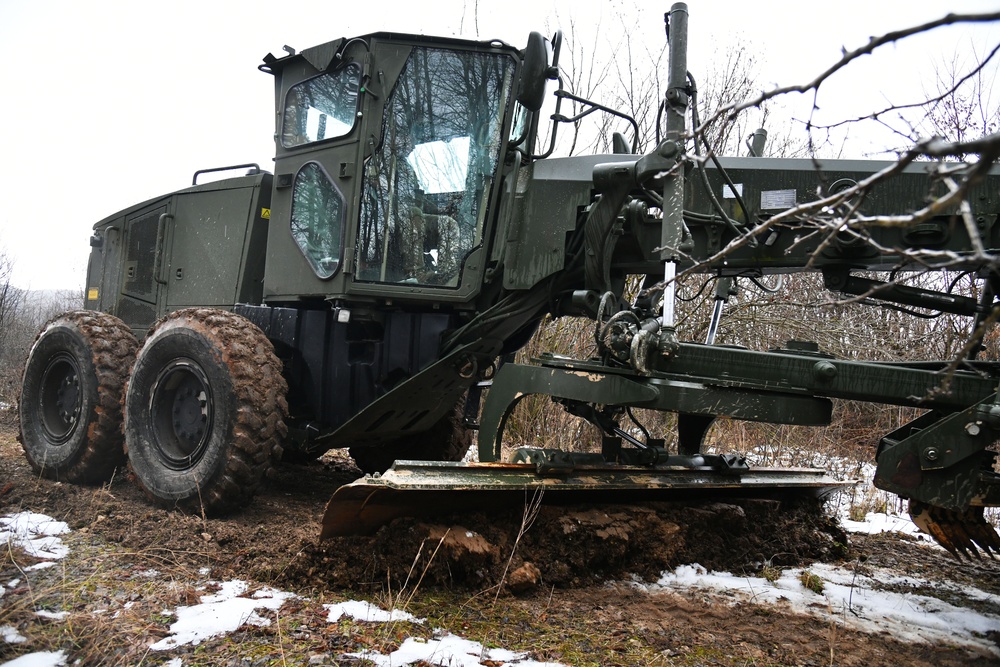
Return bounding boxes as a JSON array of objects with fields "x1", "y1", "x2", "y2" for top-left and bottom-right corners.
[{"x1": 0, "y1": 0, "x2": 997, "y2": 291}]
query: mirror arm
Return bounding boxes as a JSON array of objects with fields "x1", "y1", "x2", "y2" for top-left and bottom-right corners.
[{"x1": 529, "y1": 73, "x2": 567, "y2": 161}]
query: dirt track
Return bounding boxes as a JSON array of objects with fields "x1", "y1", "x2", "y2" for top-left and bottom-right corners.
[{"x1": 3, "y1": 410, "x2": 1000, "y2": 666}]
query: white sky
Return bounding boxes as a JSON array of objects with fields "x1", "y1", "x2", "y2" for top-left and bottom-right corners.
[{"x1": 0, "y1": 0, "x2": 997, "y2": 291}]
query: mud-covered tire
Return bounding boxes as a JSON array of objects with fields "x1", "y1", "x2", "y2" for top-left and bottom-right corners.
[
  {"x1": 124, "y1": 308, "x2": 287, "y2": 514},
  {"x1": 349, "y1": 395, "x2": 472, "y2": 474},
  {"x1": 19, "y1": 310, "x2": 138, "y2": 483}
]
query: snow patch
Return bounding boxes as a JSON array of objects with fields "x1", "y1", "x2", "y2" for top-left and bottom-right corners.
[
  {"x1": 840, "y1": 510, "x2": 922, "y2": 536},
  {"x1": 325, "y1": 600, "x2": 424, "y2": 624},
  {"x1": 2, "y1": 624, "x2": 28, "y2": 643},
  {"x1": 1, "y1": 512, "x2": 71, "y2": 561},
  {"x1": 0, "y1": 651, "x2": 68, "y2": 667},
  {"x1": 34, "y1": 610, "x2": 69, "y2": 621},
  {"x1": 150, "y1": 580, "x2": 296, "y2": 651},
  {"x1": 643, "y1": 560, "x2": 1000, "y2": 656},
  {"x1": 25, "y1": 562, "x2": 59, "y2": 572},
  {"x1": 344, "y1": 631, "x2": 567, "y2": 667}
]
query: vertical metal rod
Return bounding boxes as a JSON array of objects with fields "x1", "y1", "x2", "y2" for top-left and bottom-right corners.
[
  {"x1": 662, "y1": 261, "x2": 677, "y2": 327},
  {"x1": 660, "y1": 2, "x2": 688, "y2": 330},
  {"x1": 664, "y1": 3, "x2": 688, "y2": 137},
  {"x1": 705, "y1": 299, "x2": 724, "y2": 344},
  {"x1": 705, "y1": 276, "x2": 734, "y2": 345}
]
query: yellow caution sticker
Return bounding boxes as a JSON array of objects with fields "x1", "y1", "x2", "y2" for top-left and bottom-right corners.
[
  {"x1": 87, "y1": 288, "x2": 99, "y2": 301},
  {"x1": 261, "y1": 208, "x2": 271, "y2": 219}
]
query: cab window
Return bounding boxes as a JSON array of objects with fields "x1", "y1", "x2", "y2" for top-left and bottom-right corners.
[
  {"x1": 290, "y1": 162, "x2": 345, "y2": 279},
  {"x1": 282, "y1": 63, "x2": 361, "y2": 147}
]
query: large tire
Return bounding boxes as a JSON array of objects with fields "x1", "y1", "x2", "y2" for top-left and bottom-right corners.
[
  {"x1": 124, "y1": 308, "x2": 287, "y2": 514},
  {"x1": 19, "y1": 311, "x2": 138, "y2": 483},
  {"x1": 350, "y1": 395, "x2": 472, "y2": 474}
]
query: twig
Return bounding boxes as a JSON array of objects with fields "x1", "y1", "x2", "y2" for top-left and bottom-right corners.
[{"x1": 494, "y1": 488, "x2": 545, "y2": 604}]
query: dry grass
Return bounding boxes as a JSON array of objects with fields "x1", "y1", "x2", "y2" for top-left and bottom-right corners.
[{"x1": 0, "y1": 527, "x2": 681, "y2": 667}]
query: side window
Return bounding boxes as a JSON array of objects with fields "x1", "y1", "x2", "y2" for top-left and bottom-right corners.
[
  {"x1": 291, "y1": 162, "x2": 345, "y2": 279},
  {"x1": 357, "y1": 47, "x2": 515, "y2": 287},
  {"x1": 282, "y1": 63, "x2": 361, "y2": 148}
]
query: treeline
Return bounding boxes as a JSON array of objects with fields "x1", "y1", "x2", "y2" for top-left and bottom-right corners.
[{"x1": 0, "y1": 253, "x2": 82, "y2": 405}]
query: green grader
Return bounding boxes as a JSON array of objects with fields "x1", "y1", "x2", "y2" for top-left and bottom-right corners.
[{"x1": 17, "y1": 4, "x2": 1000, "y2": 556}]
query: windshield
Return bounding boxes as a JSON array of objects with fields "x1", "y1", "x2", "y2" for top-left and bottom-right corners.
[{"x1": 356, "y1": 46, "x2": 515, "y2": 287}]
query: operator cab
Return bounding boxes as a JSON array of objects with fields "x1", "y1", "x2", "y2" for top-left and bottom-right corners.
[{"x1": 260, "y1": 32, "x2": 551, "y2": 306}]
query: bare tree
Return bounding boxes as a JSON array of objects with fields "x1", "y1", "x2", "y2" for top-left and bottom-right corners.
[
  {"x1": 0, "y1": 248, "x2": 27, "y2": 405},
  {"x1": 920, "y1": 45, "x2": 1000, "y2": 158},
  {"x1": 681, "y1": 12, "x2": 1000, "y2": 283},
  {"x1": 693, "y1": 46, "x2": 808, "y2": 159}
]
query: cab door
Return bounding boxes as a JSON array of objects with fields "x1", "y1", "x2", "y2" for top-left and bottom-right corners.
[
  {"x1": 350, "y1": 41, "x2": 517, "y2": 302},
  {"x1": 262, "y1": 45, "x2": 366, "y2": 301}
]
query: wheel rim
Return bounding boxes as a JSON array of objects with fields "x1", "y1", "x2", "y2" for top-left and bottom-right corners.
[
  {"x1": 149, "y1": 358, "x2": 214, "y2": 470},
  {"x1": 39, "y1": 353, "x2": 82, "y2": 445}
]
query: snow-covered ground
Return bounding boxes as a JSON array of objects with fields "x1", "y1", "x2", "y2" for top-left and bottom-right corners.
[
  {"x1": 1, "y1": 513, "x2": 73, "y2": 667},
  {"x1": 644, "y1": 560, "x2": 1000, "y2": 656}
]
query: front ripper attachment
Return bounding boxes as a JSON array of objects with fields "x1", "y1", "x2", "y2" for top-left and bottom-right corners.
[
  {"x1": 908, "y1": 500, "x2": 1000, "y2": 559},
  {"x1": 875, "y1": 401, "x2": 1000, "y2": 559},
  {"x1": 320, "y1": 458, "x2": 849, "y2": 538}
]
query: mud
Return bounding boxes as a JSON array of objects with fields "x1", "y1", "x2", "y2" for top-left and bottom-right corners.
[{"x1": 4, "y1": 409, "x2": 1000, "y2": 665}]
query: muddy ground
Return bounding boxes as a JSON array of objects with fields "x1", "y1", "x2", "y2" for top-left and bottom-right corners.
[{"x1": 2, "y1": 408, "x2": 1000, "y2": 666}]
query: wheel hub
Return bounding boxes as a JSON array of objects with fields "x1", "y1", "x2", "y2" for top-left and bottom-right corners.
[
  {"x1": 150, "y1": 359, "x2": 214, "y2": 469},
  {"x1": 39, "y1": 354, "x2": 82, "y2": 444}
]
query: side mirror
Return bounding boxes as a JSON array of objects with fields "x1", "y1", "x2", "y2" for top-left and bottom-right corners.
[{"x1": 517, "y1": 32, "x2": 551, "y2": 111}]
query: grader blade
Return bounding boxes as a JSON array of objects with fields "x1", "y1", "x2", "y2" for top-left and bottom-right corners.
[{"x1": 320, "y1": 459, "x2": 850, "y2": 538}]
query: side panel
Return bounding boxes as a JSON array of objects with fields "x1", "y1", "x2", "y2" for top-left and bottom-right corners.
[
  {"x1": 85, "y1": 223, "x2": 122, "y2": 312},
  {"x1": 84, "y1": 175, "x2": 271, "y2": 337},
  {"x1": 164, "y1": 176, "x2": 271, "y2": 309},
  {"x1": 503, "y1": 155, "x2": 632, "y2": 290}
]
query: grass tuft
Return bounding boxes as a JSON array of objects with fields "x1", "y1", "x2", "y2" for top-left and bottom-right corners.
[{"x1": 799, "y1": 569, "x2": 825, "y2": 595}]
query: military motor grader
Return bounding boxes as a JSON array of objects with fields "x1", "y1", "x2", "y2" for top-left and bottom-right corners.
[{"x1": 18, "y1": 4, "x2": 1000, "y2": 555}]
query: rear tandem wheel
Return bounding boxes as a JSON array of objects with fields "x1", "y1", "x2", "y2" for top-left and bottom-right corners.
[
  {"x1": 19, "y1": 310, "x2": 138, "y2": 483},
  {"x1": 124, "y1": 308, "x2": 288, "y2": 514}
]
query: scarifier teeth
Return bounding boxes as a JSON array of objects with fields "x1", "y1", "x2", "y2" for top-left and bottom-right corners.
[{"x1": 908, "y1": 500, "x2": 1000, "y2": 560}]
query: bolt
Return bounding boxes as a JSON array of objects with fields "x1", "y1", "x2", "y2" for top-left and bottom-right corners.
[
  {"x1": 924, "y1": 447, "x2": 940, "y2": 462},
  {"x1": 658, "y1": 140, "x2": 678, "y2": 159},
  {"x1": 966, "y1": 422, "x2": 982, "y2": 436},
  {"x1": 813, "y1": 361, "x2": 837, "y2": 381}
]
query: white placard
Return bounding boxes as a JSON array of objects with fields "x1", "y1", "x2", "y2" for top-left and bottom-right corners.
[{"x1": 761, "y1": 189, "x2": 796, "y2": 209}]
